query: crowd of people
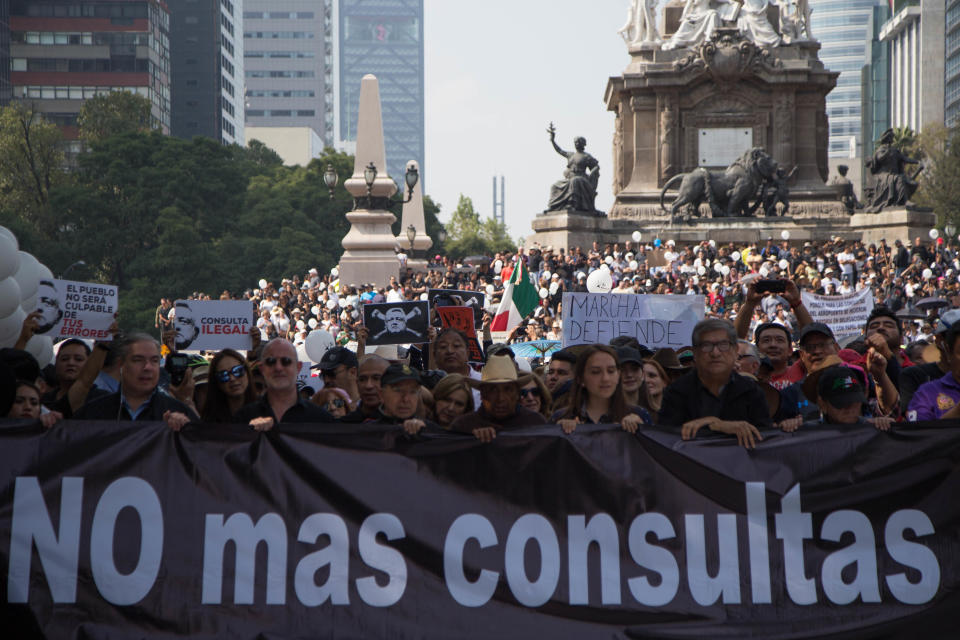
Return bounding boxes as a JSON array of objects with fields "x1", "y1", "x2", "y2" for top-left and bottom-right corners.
[{"x1": 3, "y1": 233, "x2": 960, "y2": 445}]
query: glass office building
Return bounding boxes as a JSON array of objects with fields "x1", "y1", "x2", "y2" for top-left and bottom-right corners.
[
  {"x1": 947, "y1": 0, "x2": 960, "y2": 125},
  {"x1": 338, "y1": 0, "x2": 424, "y2": 187},
  {"x1": 810, "y1": 0, "x2": 882, "y2": 158}
]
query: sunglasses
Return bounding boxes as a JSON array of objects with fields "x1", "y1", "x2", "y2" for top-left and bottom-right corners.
[
  {"x1": 326, "y1": 398, "x2": 346, "y2": 409},
  {"x1": 216, "y1": 364, "x2": 247, "y2": 383},
  {"x1": 519, "y1": 387, "x2": 541, "y2": 398},
  {"x1": 264, "y1": 356, "x2": 295, "y2": 367}
]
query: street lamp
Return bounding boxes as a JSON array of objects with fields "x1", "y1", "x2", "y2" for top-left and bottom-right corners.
[
  {"x1": 60, "y1": 260, "x2": 85, "y2": 279},
  {"x1": 322, "y1": 162, "x2": 419, "y2": 208},
  {"x1": 437, "y1": 228, "x2": 447, "y2": 245},
  {"x1": 947, "y1": 223, "x2": 956, "y2": 239},
  {"x1": 406, "y1": 224, "x2": 417, "y2": 261},
  {"x1": 323, "y1": 164, "x2": 338, "y2": 199}
]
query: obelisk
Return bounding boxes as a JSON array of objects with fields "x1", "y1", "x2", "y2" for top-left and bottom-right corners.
[
  {"x1": 398, "y1": 159, "x2": 432, "y2": 273},
  {"x1": 338, "y1": 74, "x2": 400, "y2": 288}
]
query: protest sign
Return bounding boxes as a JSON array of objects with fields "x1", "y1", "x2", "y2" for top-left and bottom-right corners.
[
  {"x1": 362, "y1": 301, "x2": 429, "y2": 345},
  {"x1": 296, "y1": 362, "x2": 320, "y2": 393},
  {"x1": 437, "y1": 306, "x2": 484, "y2": 363},
  {"x1": 172, "y1": 300, "x2": 253, "y2": 351},
  {"x1": 561, "y1": 293, "x2": 704, "y2": 348},
  {"x1": 428, "y1": 289, "x2": 485, "y2": 328},
  {"x1": 801, "y1": 288, "x2": 875, "y2": 337},
  {"x1": 34, "y1": 278, "x2": 118, "y2": 340}
]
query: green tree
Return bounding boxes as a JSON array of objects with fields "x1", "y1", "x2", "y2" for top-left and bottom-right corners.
[
  {"x1": 78, "y1": 91, "x2": 154, "y2": 143},
  {"x1": 442, "y1": 194, "x2": 516, "y2": 257},
  {"x1": 0, "y1": 103, "x2": 65, "y2": 236},
  {"x1": 912, "y1": 123, "x2": 960, "y2": 229}
]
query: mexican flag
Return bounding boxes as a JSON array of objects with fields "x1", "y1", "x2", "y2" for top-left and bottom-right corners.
[{"x1": 491, "y1": 259, "x2": 539, "y2": 332}]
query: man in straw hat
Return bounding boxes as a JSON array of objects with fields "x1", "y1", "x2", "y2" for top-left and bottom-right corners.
[{"x1": 451, "y1": 354, "x2": 546, "y2": 441}]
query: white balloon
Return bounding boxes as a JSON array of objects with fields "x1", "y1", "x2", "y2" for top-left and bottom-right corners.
[
  {"x1": 629, "y1": 260, "x2": 639, "y2": 270},
  {"x1": 296, "y1": 319, "x2": 306, "y2": 330},
  {"x1": 667, "y1": 239, "x2": 676, "y2": 247},
  {"x1": 420, "y1": 293, "x2": 429, "y2": 301},
  {"x1": 304, "y1": 329, "x2": 336, "y2": 362},
  {"x1": 20, "y1": 293, "x2": 37, "y2": 315},
  {"x1": 0, "y1": 234, "x2": 20, "y2": 281},
  {"x1": 0, "y1": 277, "x2": 21, "y2": 317},
  {"x1": 708, "y1": 239, "x2": 717, "y2": 248},
  {"x1": 295, "y1": 342, "x2": 310, "y2": 364},
  {"x1": 25, "y1": 334, "x2": 52, "y2": 362},
  {"x1": 586, "y1": 268, "x2": 613, "y2": 293},
  {"x1": 0, "y1": 307, "x2": 25, "y2": 347},
  {"x1": 664, "y1": 251, "x2": 675, "y2": 262},
  {"x1": 308, "y1": 318, "x2": 318, "y2": 329},
  {"x1": 697, "y1": 266, "x2": 706, "y2": 276},
  {"x1": 258, "y1": 279, "x2": 268, "y2": 289},
  {"x1": 539, "y1": 287, "x2": 549, "y2": 299},
  {"x1": 13, "y1": 251, "x2": 40, "y2": 301},
  {"x1": 923, "y1": 268, "x2": 934, "y2": 279},
  {"x1": 731, "y1": 251, "x2": 742, "y2": 261},
  {"x1": 351, "y1": 310, "x2": 359, "y2": 320},
  {"x1": 600, "y1": 263, "x2": 611, "y2": 272},
  {"x1": 631, "y1": 231, "x2": 642, "y2": 242},
  {"x1": 542, "y1": 271, "x2": 551, "y2": 280},
  {"x1": 330, "y1": 267, "x2": 339, "y2": 277},
  {"x1": 549, "y1": 281, "x2": 560, "y2": 295},
  {"x1": 759, "y1": 266, "x2": 770, "y2": 278},
  {"x1": 721, "y1": 265, "x2": 731, "y2": 276},
  {"x1": 781, "y1": 230, "x2": 791, "y2": 240},
  {"x1": 929, "y1": 228, "x2": 940, "y2": 240},
  {"x1": 779, "y1": 259, "x2": 789, "y2": 270},
  {"x1": 0, "y1": 225, "x2": 17, "y2": 247},
  {"x1": 36, "y1": 263, "x2": 53, "y2": 281},
  {"x1": 325, "y1": 299, "x2": 336, "y2": 310},
  {"x1": 494, "y1": 260, "x2": 503, "y2": 271},
  {"x1": 714, "y1": 263, "x2": 723, "y2": 273},
  {"x1": 604, "y1": 255, "x2": 614, "y2": 265}
]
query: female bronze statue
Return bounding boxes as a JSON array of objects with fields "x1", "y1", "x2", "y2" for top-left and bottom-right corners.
[{"x1": 546, "y1": 123, "x2": 601, "y2": 214}]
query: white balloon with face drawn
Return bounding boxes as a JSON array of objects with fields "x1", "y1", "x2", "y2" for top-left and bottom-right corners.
[
  {"x1": 304, "y1": 329, "x2": 335, "y2": 363},
  {"x1": 586, "y1": 268, "x2": 613, "y2": 293}
]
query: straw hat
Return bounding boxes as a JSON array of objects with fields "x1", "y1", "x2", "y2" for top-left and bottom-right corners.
[
  {"x1": 467, "y1": 355, "x2": 532, "y2": 387},
  {"x1": 652, "y1": 348, "x2": 685, "y2": 372}
]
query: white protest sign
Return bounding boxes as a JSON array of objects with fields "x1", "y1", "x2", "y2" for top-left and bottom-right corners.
[
  {"x1": 35, "y1": 278, "x2": 118, "y2": 340},
  {"x1": 173, "y1": 300, "x2": 253, "y2": 351},
  {"x1": 297, "y1": 362, "x2": 322, "y2": 392},
  {"x1": 801, "y1": 288, "x2": 875, "y2": 337},
  {"x1": 561, "y1": 293, "x2": 705, "y2": 348}
]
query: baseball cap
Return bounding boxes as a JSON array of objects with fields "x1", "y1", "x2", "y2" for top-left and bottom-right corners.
[
  {"x1": 798, "y1": 322, "x2": 835, "y2": 344},
  {"x1": 935, "y1": 308, "x2": 960, "y2": 335},
  {"x1": 616, "y1": 346, "x2": 644, "y2": 366},
  {"x1": 316, "y1": 346, "x2": 358, "y2": 371},
  {"x1": 380, "y1": 363, "x2": 421, "y2": 386},
  {"x1": 817, "y1": 366, "x2": 866, "y2": 408}
]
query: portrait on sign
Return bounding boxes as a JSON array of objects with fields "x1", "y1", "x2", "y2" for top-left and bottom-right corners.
[{"x1": 363, "y1": 301, "x2": 430, "y2": 346}]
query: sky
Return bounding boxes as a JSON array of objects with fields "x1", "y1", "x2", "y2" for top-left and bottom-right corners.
[{"x1": 423, "y1": 1, "x2": 663, "y2": 241}]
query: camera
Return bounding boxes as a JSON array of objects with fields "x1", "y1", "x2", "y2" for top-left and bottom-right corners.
[
  {"x1": 754, "y1": 280, "x2": 787, "y2": 295},
  {"x1": 165, "y1": 353, "x2": 190, "y2": 387}
]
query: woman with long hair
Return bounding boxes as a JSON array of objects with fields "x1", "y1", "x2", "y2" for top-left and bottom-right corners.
[
  {"x1": 553, "y1": 345, "x2": 652, "y2": 433},
  {"x1": 202, "y1": 348, "x2": 258, "y2": 423},
  {"x1": 518, "y1": 373, "x2": 553, "y2": 419},
  {"x1": 642, "y1": 358, "x2": 668, "y2": 417},
  {"x1": 431, "y1": 373, "x2": 475, "y2": 428}
]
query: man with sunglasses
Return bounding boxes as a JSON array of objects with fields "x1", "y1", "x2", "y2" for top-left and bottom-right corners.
[
  {"x1": 234, "y1": 339, "x2": 334, "y2": 430},
  {"x1": 316, "y1": 346, "x2": 360, "y2": 408},
  {"x1": 660, "y1": 319, "x2": 771, "y2": 449}
]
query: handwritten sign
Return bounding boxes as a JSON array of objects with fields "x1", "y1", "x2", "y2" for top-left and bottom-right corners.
[
  {"x1": 801, "y1": 288, "x2": 875, "y2": 338},
  {"x1": 35, "y1": 278, "x2": 118, "y2": 340},
  {"x1": 428, "y1": 289, "x2": 485, "y2": 328},
  {"x1": 561, "y1": 293, "x2": 704, "y2": 348},
  {"x1": 437, "y1": 306, "x2": 484, "y2": 363},
  {"x1": 173, "y1": 300, "x2": 253, "y2": 351}
]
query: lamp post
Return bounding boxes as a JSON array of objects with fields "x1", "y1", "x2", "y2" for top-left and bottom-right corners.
[
  {"x1": 60, "y1": 260, "x2": 85, "y2": 279},
  {"x1": 437, "y1": 228, "x2": 447, "y2": 246},
  {"x1": 946, "y1": 223, "x2": 956, "y2": 245},
  {"x1": 323, "y1": 164, "x2": 338, "y2": 199},
  {"x1": 406, "y1": 224, "x2": 417, "y2": 262},
  {"x1": 322, "y1": 162, "x2": 419, "y2": 208}
]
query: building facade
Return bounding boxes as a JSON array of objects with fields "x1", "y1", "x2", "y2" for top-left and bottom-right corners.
[
  {"x1": 880, "y1": 0, "x2": 945, "y2": 133},
  {"x1": 167, "y1": 0, "x2": 243, "y2": 145},
  {"x1": 947, "y1": 0, "x2": 960, "y2": 125},
  {"x1": 9, "y1": 0, "x2": 171, "y2": 136},
  {"x1": 338, "y1": 0, "x2": 423, "y2": 187},
  {"x1": 243, "y1": 0, "x2": 334, "y2": 147},
  {"x1": 861, "y1": 3, "x2": 891, "y2": 165},
  {"x1": 809, "y1": 0, "x2": 881, "y2": 158}
]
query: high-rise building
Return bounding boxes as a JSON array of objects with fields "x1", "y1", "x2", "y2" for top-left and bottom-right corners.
[
  {"x1": 0, "y1": 0, "x2": 11, "y2": 107},
  {"x1": 168, "y1": 0, "x2": 243, "y2": 145},
  {"x1": 880, "y1": 0, "x2": 945, "y2": 132},
  {"x1": 946, "y1": 0, "x2": 960, "y2": 125},
  {"x1": 861, "y1": 3, "x2": 891, "y2": 164},
  {"x1": 338, "y1": 0, "x2": 424, "y2": 187},
  {"x1": 243, "y1": 0, "x2": 334, "y2": 147},
  {"x1": 9, "y1": 0, "x2": 171, "y2": 136},
  {"x1": 810, "y1": 0, "x2": 882, "y2": 158}
]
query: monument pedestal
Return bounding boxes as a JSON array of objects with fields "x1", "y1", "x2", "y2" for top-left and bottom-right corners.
[
  {"x1": 338, "y1": 209, "x2": 400, "y2": 287},
  {"x1": 850, "y1": 207, "x2": 936, "y2": 246}
]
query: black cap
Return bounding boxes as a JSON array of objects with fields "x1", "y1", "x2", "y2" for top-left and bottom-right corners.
[
  {"x1": 754, "y1": 322, "x2": 791, "y2": 344},
  {"x1": 616, "y1": 346, "x2": 644, "y2": 366},
  {"x1": 798, "y1": 322, "x2": 835, "y2": 344},
  {"x1": 316, "y1": 346, "x2": 358, "y2": 371},
  {"x1": 381, "y1": 363, "x2": 421, "y2": 386},
  {"x1": 817, "y1": 366, "x2": 866, "y2": 408}
]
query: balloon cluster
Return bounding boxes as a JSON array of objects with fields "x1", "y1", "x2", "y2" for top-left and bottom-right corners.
[{"x1": 0, "y1": 226, "x2": 56, "y2": 366}]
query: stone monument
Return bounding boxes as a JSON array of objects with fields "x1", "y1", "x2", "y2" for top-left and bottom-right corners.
[
  {"x1": 398, "y1": 159, "x2": 433, "y2": 273},
  {"x1": 338, "y1": 74, "x2": 401, "y2": 288}
]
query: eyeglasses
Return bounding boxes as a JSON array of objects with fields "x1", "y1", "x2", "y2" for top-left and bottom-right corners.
[
  {"x1": 696, "y1": 340, "x2": 733, "y2": 353},
  {"x1": 216, "y1": 364, "x2": 247, "y2": 383},
  {"x1": 326, "y1": 398, "x2": 346, "y2": 409},
  {"x1": 519, "y1": 387, "x2": 541, "y2": 398},
  {"x1": 264, "y1": 356, "x2": 295, "y2": 367}
]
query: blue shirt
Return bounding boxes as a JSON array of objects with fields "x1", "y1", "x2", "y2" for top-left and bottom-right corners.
[
  {"x1": 120, "y1": 388, "x2": 159, "y2": 421},
  {"x1": 907, "y1": 372, "x2": 960, "y2": 422}
]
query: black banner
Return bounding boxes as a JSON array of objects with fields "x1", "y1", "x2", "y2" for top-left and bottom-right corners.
[{"x1": 1, "y1": 420, "x2": 959, "y2": 639}]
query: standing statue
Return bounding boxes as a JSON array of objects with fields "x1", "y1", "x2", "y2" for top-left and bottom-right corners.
[
  {"x1": 618, "y1": 0, "x2": 660, "y2": 47},
  {"x1": 828, "y1": 164, "x2": 862, "y2": 214},
  {"x1": 737, "y1": 0, "x2": 781, "y2": 47},
  {"x1": 865, "y1": 128, "x2": 923, "y2": 212},
  {"x1": 545, "y1": 123, "x2": 601, "y2": 214},
  {"x1": 777, "y1": 0, "x2": 814, "y2": 44},
  {"x1": 662, "y1": 0, "x2": 734, "y2": 51}
]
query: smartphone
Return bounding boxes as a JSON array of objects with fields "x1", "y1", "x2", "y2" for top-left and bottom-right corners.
[
  {"x1": 165, "y1": 354, "x2": 189, "y2": 387},
  {"x1": 755, "y1": 280, "x2": 787, "y2": 294}
]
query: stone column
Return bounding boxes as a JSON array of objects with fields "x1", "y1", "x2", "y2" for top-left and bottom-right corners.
[
  {"x1": 772, "y1": 90, "x2": 795, "y2": 172},
  {"x1": 338, "y1": 74, "x2": 400, "y2": 288},
  {"x1": 626, "y1": 94, "x2": 657, "y2": 192}
]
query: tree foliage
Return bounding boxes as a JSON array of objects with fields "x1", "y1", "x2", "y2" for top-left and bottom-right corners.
[
  {"x1": 444, "y1": 194, "x2": 516, "y2": 256},
  {"x1": 77, "y1": 91, "x2": 154, "y2": 143},
  {"x1": 912, "y1": 123, "x2": 960, "y2": 229}
]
